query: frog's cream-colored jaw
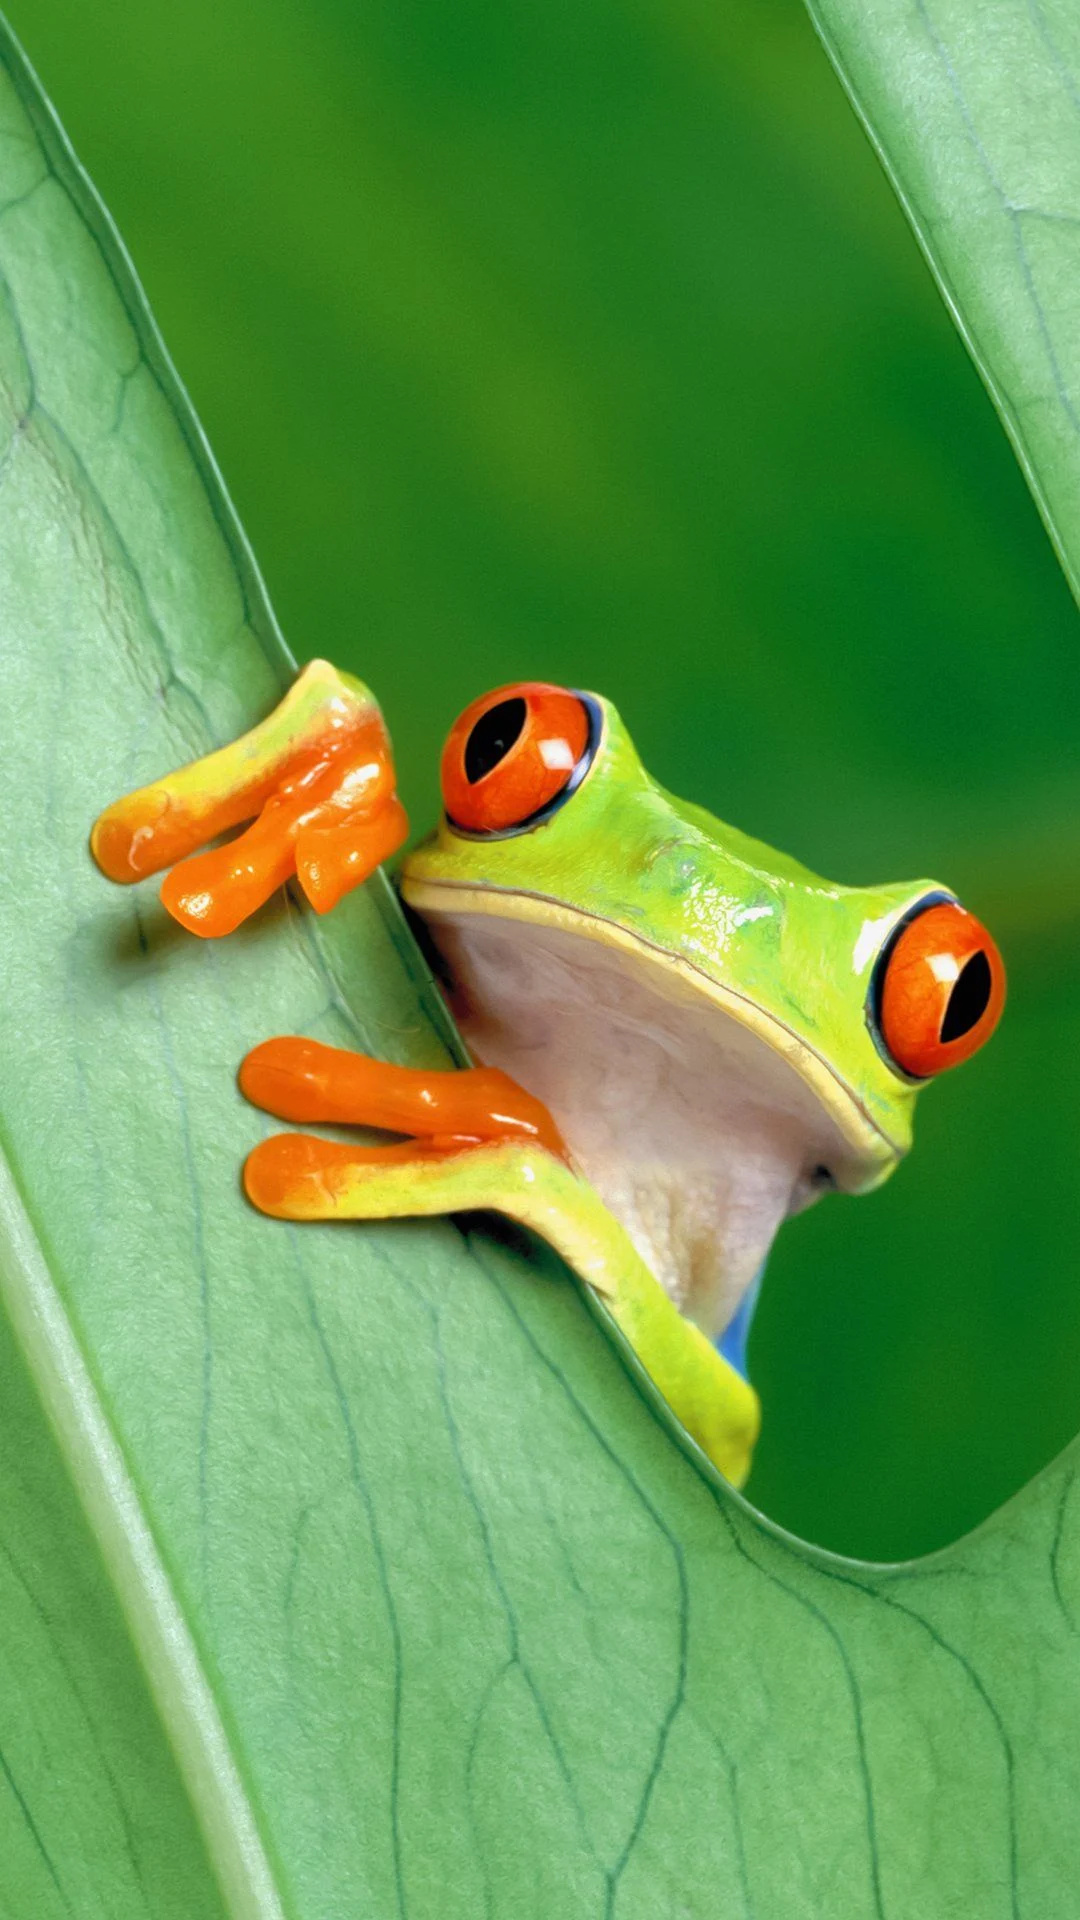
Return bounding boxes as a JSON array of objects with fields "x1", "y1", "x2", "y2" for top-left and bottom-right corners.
[{"x1": 400, "y1": 876, "x2": 905, "y2": 1341}]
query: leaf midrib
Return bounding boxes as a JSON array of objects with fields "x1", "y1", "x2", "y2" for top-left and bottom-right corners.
[{"x1": 0, "y1": 1134, "x2": 287, "y2": 1919}]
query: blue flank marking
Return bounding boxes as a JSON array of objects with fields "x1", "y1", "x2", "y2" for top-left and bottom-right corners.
[{"x1": 717, "y1": 1265, "x2": 764, "y2": 1381}]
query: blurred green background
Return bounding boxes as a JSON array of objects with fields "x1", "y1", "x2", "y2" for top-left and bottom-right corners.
[{"x1": 11, "y1": 0, "x2": 1080, "y2": 1561}]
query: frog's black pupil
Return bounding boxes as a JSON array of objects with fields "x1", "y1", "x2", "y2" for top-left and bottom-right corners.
[
  {"x1": 465, "y1": 697, "x2": 527, "y2": 784},
  {"x1": 940, "y1": 949, "x2": 992, "y2": 1043}
]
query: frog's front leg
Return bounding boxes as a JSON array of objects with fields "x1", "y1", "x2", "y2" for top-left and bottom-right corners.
[
  {"x1": 90, "y1": 659, "x2": 407, "y2": 934},
  {"x1": 240, "y1": 1038, "x2": 759, "y2": 1487}
]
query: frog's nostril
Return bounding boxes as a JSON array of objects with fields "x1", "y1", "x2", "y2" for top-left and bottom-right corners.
[{"x1": 940, "y1": 949, "x2": 993, "y2": 1043}]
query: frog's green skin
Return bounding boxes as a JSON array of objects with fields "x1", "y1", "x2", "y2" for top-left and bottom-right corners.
[
  {"x1": 95, "y1": 663, "x2": 942, "y2": 1486},
  {"x1": 390, "y1": 693, "x2": 940, "y2": 1484}
]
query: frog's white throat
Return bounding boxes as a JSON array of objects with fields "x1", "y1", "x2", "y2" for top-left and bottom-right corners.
[{"x1": 420, "y1": 905, "x2": 874, "y2": 1342}]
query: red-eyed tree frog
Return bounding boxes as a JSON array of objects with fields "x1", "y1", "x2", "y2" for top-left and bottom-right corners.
[{"x1": 90, "y1": 660, "x2": 1005, "y2": 1487}]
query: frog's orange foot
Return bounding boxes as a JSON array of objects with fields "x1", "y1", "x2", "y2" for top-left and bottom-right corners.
[
  {"x1": 240, "y1": 1036, "x2": 569, "y2": 1220},
  {"x1": 90, "y1": 660, "x2": 408, "y2": 937}
]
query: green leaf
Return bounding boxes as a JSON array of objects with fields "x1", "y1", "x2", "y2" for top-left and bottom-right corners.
[
  {"x1": 806, "y1": 0, "x2": 1080, "y2": 603},
  {"x1": 0, "y1": 9, "x2": 1077, "y2": 1918}
]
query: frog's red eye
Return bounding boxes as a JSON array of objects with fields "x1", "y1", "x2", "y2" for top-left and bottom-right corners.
[
  {"x1": 873, "y1": 899, "x2": 1006, "y2": 1078},
  {"x1": 441, "y1": 682, "x2": 595, "y2": 834}
]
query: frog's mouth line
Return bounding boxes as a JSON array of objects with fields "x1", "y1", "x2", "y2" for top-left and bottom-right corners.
[{"x1": 400, "y1": 874, "x2": 906, "y2": 1182}]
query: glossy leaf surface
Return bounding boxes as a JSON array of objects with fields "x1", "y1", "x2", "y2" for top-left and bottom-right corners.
[{"x1": 0, "y1": 10, "x2": 1078, "y2": 1917}]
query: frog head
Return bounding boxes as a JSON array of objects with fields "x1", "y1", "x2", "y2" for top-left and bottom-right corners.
[{"x1": 401, "y1": 683, "x2": 1004, "y2": 1351}]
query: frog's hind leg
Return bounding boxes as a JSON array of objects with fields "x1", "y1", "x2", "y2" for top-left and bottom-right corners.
[{"x1": 90, "y1": 659, "x2": 407, "y2": 935}]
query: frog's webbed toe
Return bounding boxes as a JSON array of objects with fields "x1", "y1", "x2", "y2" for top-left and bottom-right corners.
[
  {"x1": 244, "y1": 1131, "x2": 545, "y2": 1221},
  {"x1": 90, "y1": 659, "x2": 407, "y2": 935},
  {"x1": 239, "y1": 1033, "x2": 575, "y2": 1234},
  {"x1": 239, "y1": 1036, "x2": 567, "y2": 1154},
  {"x1": 240, "y1": 1037, "x2": 573, "y2": 1228}
]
